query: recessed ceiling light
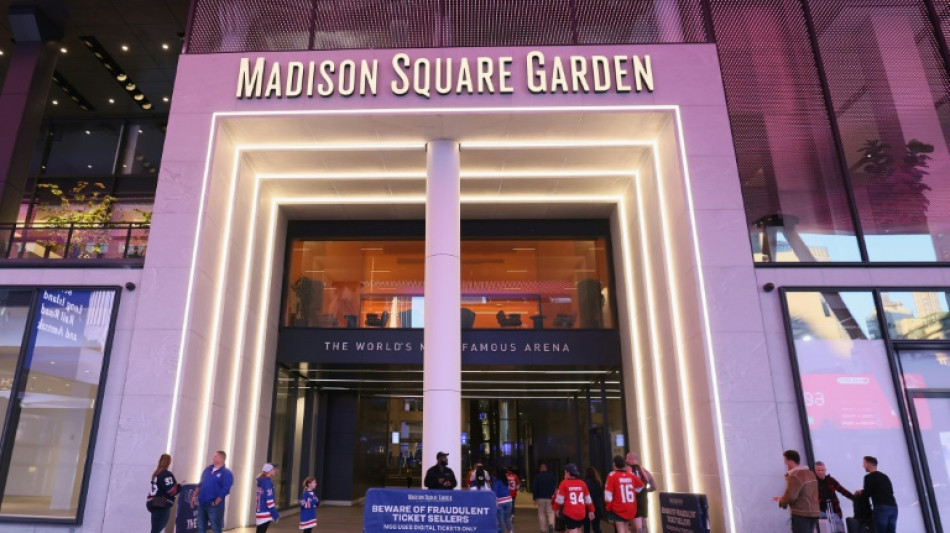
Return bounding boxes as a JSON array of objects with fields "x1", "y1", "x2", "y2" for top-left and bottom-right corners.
[
  {"x1": 121, "y1": 44, "x2": 129, "y2": 52},
  {"x1": 142, "y1": 103, "x2": 152, "y2": 110},
  {"x1": 85, "y1": 130, "x2": 91, "y2": 135},
  {"x1": 138, "y1": 129, "x2": 143, "y2": 133},
  {"x1": 60, "y1": 47, "x2": 67, "y2": 53},
  {"x1": 125, "y1": 82, "x2": 136, "y2": 91},
  {"x1": 162, "y1": 96, "x2": 169, "y2": 102},
  {"x1": 161, "y1": 43, "x2": 169, "y2": 50},
  {"x1": 133, "y1": 93, "x2": 144, "y2": 101},
  {"x1": 52, "y1": 99, "x2": 59, "y2": 105},
  {"x1": 87, "y1": 164, "x2": 93, "y2": 169},
  {"x1": 108, "y1": 98, "x2": 115, "y2": 104},
  {"x1": 0, "y1": 49, "x2": 5, "y2": 56},
  {"x1": 116, "y1": 73, "x2": 127, "y2": 82}
]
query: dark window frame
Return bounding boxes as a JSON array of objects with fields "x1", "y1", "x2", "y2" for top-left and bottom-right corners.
[{"x1": 0, "y1": 285, "x2": 122, "y2": 525}]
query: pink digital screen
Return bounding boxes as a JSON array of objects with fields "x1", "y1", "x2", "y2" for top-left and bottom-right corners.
[{"x1": 801, "y1": 374, "x2": 915, "y2": 430}]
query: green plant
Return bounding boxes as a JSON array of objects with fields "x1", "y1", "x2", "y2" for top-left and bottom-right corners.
[{"x1": 33, "y1": 181, "x2": 117, "y2": 258}]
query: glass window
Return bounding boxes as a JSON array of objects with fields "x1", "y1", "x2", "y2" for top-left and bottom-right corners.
[
  {"x1": 785, "y1": 291, "x2": 926, "y2": 531},
  {"x1": 0, "y1": 290, "x2": 33, "y2": 432},
  {"x1": 269, "y1": 368, "x2": 297, "y2": 508},
  {"x1": 710, "y1": 0, "x2": 861, "y2": 262},
  {"x1": 117, "y1": 122, "x2": 166, "y2": 176},
  {"x1": 43, "y1": 124, "x2": 122, "y2": 177},
  {"x1": 899, "y1": 350, "x2": 950, "y2": 391},
  {"x1": 284, "y1": 237, "x2": 615, "y2": 329},
  {"x1": 810, "y1": 0, "x2": 950, "y2": 261},
  {"x1": 0, "y1": 288, "x2": 118, "y2": 520},
  {"x1": 880, "y1": 291, "x2": 950, "y2": 340}
]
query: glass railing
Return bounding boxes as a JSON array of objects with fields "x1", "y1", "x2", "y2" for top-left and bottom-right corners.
[{"x1": 0, "y1": 222, "x2": 149, "y2": 261}]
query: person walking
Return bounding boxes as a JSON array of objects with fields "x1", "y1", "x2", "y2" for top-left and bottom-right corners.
[
  {"x1": 471, "y1": 464, "x2": 492, "y2": 491},
  {"x1": 606, "y1": 455, "x2": 644, "y2": 533},
  {"x1": 424, "y1": 451, "x2": 458, "y2": 490},
  {"x1": 553, "y1": 463, "x2": 595, "y2": 533},
  {"x1": 532, "y1": 462, "x2": 557, "y2": 533},
  {"x1": 506, "y1": 466, "x2": 522, "y2": 517},
  {"x1": 191, "y1": 450, "x2": 235, "y2": 533},
  {"x1": 626, "y1": 453, "x2": 656, "y2": 533},
  {"x1": 583, "y1": 466, "x2": 604, "y2": 533},
  {"x1": 299, "y1": 476, "x2": 319, "y2": 532},
  {"x1": 255, "y1": 463, "x2": 279, "y2": 532},
  {"x1": 814, "y1": 460, "x2": 853, "y2": 530},
  {"x1": 146, "y1": 453, "x2": 182, "y2": 533},
  {"x1": 772, "y1": 450, "x2": 819, "y2": 533},
  {"x1": 493, "y1": 465, "x2": 515, "y2": 533},
  {"x1": 856, "y1": 456, "x2": 898, "y2": 533}
]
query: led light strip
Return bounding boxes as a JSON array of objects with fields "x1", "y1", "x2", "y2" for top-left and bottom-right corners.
[
  {"x1": 651, "y1": 142, "x2": 700, "y2": 489},
  {"x1": 672, "y1": 109, "x2": 736, "y2": 532}
]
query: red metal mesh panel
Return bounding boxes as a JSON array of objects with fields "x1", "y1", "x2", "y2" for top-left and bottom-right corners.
[
  {"x1": 574, "y1": 0, "x2": 708, "y2": 44},
  {"x1": 188, "y1": 0, "x2": 315, "y2": 53},
  {"x1": 187, "y1": 0, "x2": 709, "y2": 53},
  {"x1": 810, "y1": 0, "x2": 950, "y2": 261},
  {"x1": 710, "y1": 0, "x2": 859, "y2": 261}
]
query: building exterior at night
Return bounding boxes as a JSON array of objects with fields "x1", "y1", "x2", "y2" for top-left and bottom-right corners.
[{"x1": 0, "y1": 1, "x2": 949, "y2": 532}]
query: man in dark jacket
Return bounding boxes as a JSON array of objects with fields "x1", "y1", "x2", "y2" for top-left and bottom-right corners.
[
  {"x1": 532, "y1": 462, "x2": 557, "y2": 533},
  {"x1": 424, "y1": 451, "x2": 458, "y2": 490},
  {"x1": 856, "y1": 456, "x2": 898, "y2": 533}
]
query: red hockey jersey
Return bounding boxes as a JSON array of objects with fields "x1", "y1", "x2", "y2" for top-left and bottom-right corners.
[
  {"x1": 604, "y1": 469, "x2": 645, "y2": 520},
  {"x1": 553, "y1": 479, "x2": 594, "y2": 520}
]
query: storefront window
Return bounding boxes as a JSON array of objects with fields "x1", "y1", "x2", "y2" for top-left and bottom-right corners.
[
  {"x1": 284, "y1": 237, "x2": 615, "y2": 329},
  {"x1": 0, "y1": 290, "x2": 33, "y2": 433},
  {"x1": 785, "y1": 290, "x2": 925, "y2": 531},
  {"x1": 0, "y1": 288, "x2": 119, "y2": 521},
  {"x1": 710, "y1": 0, "x2": 862, "y2": 263},
  {"x1": 810, "y1": 0, "x2": 950, "y2": 262}
]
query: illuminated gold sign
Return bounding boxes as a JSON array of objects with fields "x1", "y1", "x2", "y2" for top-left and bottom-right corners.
[{"x1": 236, "y1": 51, "x2": 654, "y2": 99}]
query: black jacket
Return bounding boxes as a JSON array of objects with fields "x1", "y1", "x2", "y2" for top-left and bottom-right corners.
[
  {"x1": 424, "y1": 464, "x2": 458, "y2": 490},
  {"x1": 532, "y1": 470, "x2": 557, "y2": 500}
]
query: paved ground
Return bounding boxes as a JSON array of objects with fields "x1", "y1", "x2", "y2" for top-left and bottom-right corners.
[{"x1": 231, "y1": 497, "x2": 598, "y2": 533}]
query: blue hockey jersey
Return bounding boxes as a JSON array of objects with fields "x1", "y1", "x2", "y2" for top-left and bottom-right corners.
[
  {"x1": 299, "y1": 490, "x2": 319, "y2": 529},
  {"x1": 255, "y1": 477, "x2": 279, "y2": 525}
]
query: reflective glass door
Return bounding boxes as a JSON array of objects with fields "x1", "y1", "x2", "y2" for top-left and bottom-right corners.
[{"x1": 906, "y1": 391, "x2": 949, "y2": 533}]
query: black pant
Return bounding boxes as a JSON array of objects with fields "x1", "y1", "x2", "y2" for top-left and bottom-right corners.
[
  {"x1": 150, "y1": 507, "x2": 171, "y2": 533},
  {"x1": 584, "y1": 515, "x2": 603, "y2": 533},
  {"x1": 256, "y1": 522, "x2": 271, "y2": 533}
]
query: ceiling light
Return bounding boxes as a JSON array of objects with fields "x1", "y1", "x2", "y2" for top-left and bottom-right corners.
[
  {"x1": 161, "y1": 43, "x2": 170, "y2": 50},
  {"x1": 162, "y1": 96, "x2": 169, "y2": 102},
  {"x1": 87, "y1": 164, "x2": 93, "y2": 169},
  {"x1": 133, "y1": 93, "x2": 144, "y2": 101},
  {"x1": 108, "y1": 98, "x2": 115, "y2": 104},
  {"x1": 0, "y1": 49, "x2": 5, "y2": 56},
  {"x1": 141, "y1": 103, "x2": 152, "y2": 110},
  {"x1": 116, "y1": 73, "x2": 127, "y2": 82},
  {"x1": 85, "y1": 130, "x2": 91, "y2": 135},
  {"x1": 125, "y1": 82, "x2": 136, "y2": 91},
  {"x1": 52, "y1": 99, "x2": 59, "y2": 105},
  {"x1": 60, "y1": 47, "x2": 67, "y2": 53},
  {"x1": 121, "y1": 44, "x2": 129, "y2": 52}
]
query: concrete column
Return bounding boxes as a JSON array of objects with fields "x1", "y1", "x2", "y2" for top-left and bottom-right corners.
[
  {"x1": 422, "y1": 140, "x2": 461, "y2": 484},
  {"x1": 0, "y1": 6, "x2": 62, "y2": 225}
]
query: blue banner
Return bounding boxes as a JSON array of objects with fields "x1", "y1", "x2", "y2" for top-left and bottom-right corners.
[
  {"x1": 364, "y1": 489, "x2": 497, "y2": 533},
  {"x1": 175, "y1": 484, "x2": 226, "y2": 532},
  {"x1": 658, "y1": 492, "x2": 710, "y2": 533}
]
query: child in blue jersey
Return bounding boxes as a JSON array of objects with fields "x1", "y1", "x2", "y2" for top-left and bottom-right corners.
[
  {"x1": 300, "y1": 476, "x2": 319, "y2": 532},
  {"x1": 255, "y1": 463, "x2": 279, "y2": 532},
  {"x1": 492, "y1": 466, "x2": 514, "y2": 533}
]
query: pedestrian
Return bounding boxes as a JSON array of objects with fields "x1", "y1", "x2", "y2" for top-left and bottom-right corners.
[
  {"x1": 532, "y1": 462, "x2": 557, "y2": 533},
  {"x1": 772, "y1": 450, "x2": 819, "y2": 533},
  {"x1": 468, "y1": 461, "x2": 485, "y2": 488},
  {"x1": 583, "y1": 466, "x2": 604, "y2": 533},
  {"x1": 191, "y1": 450, "x2": 234, "y2": 533},
  {"x1": 493, "y1": 465, "x2": 515, "y2": 533},
  {"x1": 814, "y1": 460, "x2": 853, "y2": 529},
  {"x1": 255, "y1": 463, "x2": 279, "y2": 532},
  {"x1": 471, "y1": 464, "x2": 491, "y2": 491},
  {"x1": 299, "y1": 476, "x2": 319, "y2": 532},
  {"x1": 606, "y1": 455, "x2": 644, "y2": 533},
  {"x1": 855, "y1": 456, "x2": 897, "y2": 533},
  {"x1": 553, "y1": 463, "x2": 595, "y2": 533},
  {"x1": 506, "y1": 466, "x2": 522, "y2": 516},
  {"x1": 626, "y1": 453, "x2": 656, "y2": 533},
  {"x1": 424, "y1": 451, "x2": 458, "y2": 490},
  {"x1": 146, "y1": 453, "x2": 182, "y2": 533}
]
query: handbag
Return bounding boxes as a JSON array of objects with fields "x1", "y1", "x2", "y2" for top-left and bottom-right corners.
[{"x1": 147, "y1": 495, "x2": 170, "y2": 509}]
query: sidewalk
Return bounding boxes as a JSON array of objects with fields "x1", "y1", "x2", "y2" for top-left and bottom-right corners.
[{"x1": 232, "y1": 496, "x2": 554, "y2": 532}]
